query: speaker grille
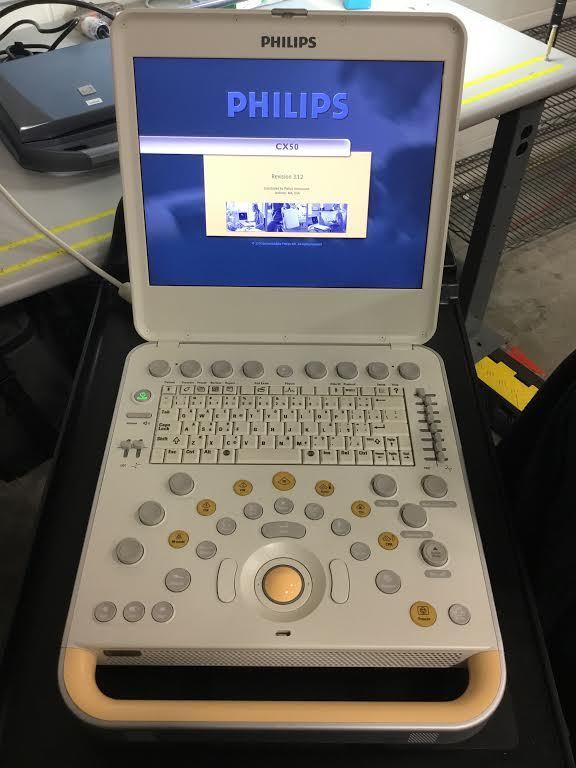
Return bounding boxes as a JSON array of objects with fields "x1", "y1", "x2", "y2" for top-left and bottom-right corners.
[{"x1": 100, "y1": 648, "x2": 464, "y2": 668}]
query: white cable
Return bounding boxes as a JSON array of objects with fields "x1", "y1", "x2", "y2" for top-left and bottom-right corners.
[{"x1": 0, "y1": 181, "x2": 131, "y2": 301}]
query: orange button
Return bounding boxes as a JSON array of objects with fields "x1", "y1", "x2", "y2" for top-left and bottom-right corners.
[
  {"x1": 233, "y1": 479, "x2": 253, "y2": 496},
  {"x1": 378, "y1": 531, "x2": 399, "y2": 550},
  {"x1": 351, "y1": 500, "x2": 371, "y2": 517},
  {"x1": 197, "y1": 498, "x2": 216, "y2": 516},
  {"x1": 272, "y1": 471, "x2": 296, "y2": 491},
  {"x1": 410, "y1": 601, "x2": 437, "y2": 627},
  {"x1": 262, "y1": 565, "x2": 303, "y2": 604},
  {"x1": 315, "y1": 480, "x2": 334, "y2": 497},
  {"x1": 168, "y1": 530, "x2": 189, "y2": 548}
]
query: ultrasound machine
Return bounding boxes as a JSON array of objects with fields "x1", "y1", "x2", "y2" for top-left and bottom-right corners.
[{"x1": 59, "y1": 8, "x2": 505, "y2": 741}]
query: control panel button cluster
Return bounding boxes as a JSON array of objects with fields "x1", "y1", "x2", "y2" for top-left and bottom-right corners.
[
  {"x1": 92, "y1": 466, "x2": 475, "y2": 638},
  {"x1": 145, "y1": 358, "x2": 418, "y2": 382}
]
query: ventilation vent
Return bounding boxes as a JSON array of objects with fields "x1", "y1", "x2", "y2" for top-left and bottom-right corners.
[
  {"x1": 408, "y1": 732, "x2": 440, "y2": 744},
  {"x1": 101, "y1": 647, "x2": 464, "y2": 668}
]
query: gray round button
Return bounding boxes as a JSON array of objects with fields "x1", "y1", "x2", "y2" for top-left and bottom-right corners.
[
  {"x1": 165, "y1": 568, "x2": 191, "y2": 592},
  {"x1": 422, "y1": 474, "x2": 448, "y2": 498},
  {"x1": 180, "y1": 359, "x2": 202, "y2": 378},
  {"x1": 421, "y1": 539, "x2": 449, "y2": 567},
  {"x1": 168, "y1": 472, "x2": 194, "y2": 496},
  {"x1": 367, "y1": 362, "x2": 389, "y2": 380},
  {"x1": 216, "y1": 517, "x2": 237, "y2": 535},
  {"x1": 350, "y1": 542, "x2": 371, "y2": 561},
  {"x1": 276, "y1": 365, "x2": 293, "y2": 378},
  {"x1": 449, "y1": 603, "x2": 471, "y2": 625},
  {"x1": 375, "y1": 570, "x2": 401, "y2": 594},
  {"x1": 211, "y1": 360, "x2": 233, "y2": 378},
  {"x1": 244, "y1": 502, "x2": 263, "y2": 520},
  {"x1": 304, "y1": 503, "x2": 324, "y2": 520},
  {"x1": 116, "y1": 537, "x2": 144, "y2": 565},
  {"x1": 138, "y1": 500, "x2": 165, "y2": 526},
  {"x1": 123, "y1": 601, "x2": 145, "y2": 622},
  {"x1": 274, "y1": 497, "x2": 294, "y2": 515},
  {"x1": 196, "y1": 540, "x2": 217, "y2": 559},
  {"x1": 151, "y1": 601, "x2": 174, "y2": 623},
  {"x1": 94, "y1": 601, "x2": 116, "y2": 622},
  {"x1": 148, "y1": 359, "x2": 170, "y2": 378},
  {"x1": 371, "y1": 474, "x2": 398, "y2": 498},
  {"x1": 398, "y1": 362, "x2": 421, "y2": 380},
  {"x1": 331, "y1": 518, "x2": 351, "y2": 536},
  {"x1": 336, "y1": 362, "x2": 358, "y2": 380},
  {"x1": 243, "y1": 360, "x2": 264, "y2": 379},
  {"x1": 400, "y1": 503, "x2": 427, "y2": 529},
  {"x1": 305, "y1": 361, "x2": 327, "y2": 380}
]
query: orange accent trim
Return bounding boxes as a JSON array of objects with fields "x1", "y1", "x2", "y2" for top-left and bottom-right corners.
[{"x1": 63, "y1": 648, "x2": 501, "y2": 726}]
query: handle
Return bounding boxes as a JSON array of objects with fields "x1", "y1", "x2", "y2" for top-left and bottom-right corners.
[{"x1": 62, "y1": 648, "x2": 503, "y2": 728}]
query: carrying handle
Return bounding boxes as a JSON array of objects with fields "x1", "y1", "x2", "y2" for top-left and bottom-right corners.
[{"x1": 62, "y1": 648, "x2": 502, "y2": 727}]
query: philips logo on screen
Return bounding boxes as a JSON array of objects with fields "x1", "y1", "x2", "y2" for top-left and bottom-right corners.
[
  {"x1": 261, "y1": 35, "x2": 316, "y2": 48},
  {"x1": 227, "y1": 91, "x2": 348, "y2": 119}
]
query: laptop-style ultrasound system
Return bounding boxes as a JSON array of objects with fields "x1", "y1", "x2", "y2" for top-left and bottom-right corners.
[{"x1": 60, "y1": 9, "x2": 505, "y2": 741}]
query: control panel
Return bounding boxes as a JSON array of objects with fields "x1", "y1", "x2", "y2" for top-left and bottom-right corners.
[{"x1": 64, "y1": 343, "x2": 500, "y2": 669}]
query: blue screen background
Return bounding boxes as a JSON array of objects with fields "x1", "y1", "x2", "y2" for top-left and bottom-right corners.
[{"x1": 134, "y1": 58, "x2": 443, "y2": 288}]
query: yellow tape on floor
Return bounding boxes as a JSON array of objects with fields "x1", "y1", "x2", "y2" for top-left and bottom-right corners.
[
  {"x1": 0, "y1": 232, "x2": 112, "y2": 277},
  {"x1": 0, "y1": 208, "x2": 115, "y2": 254},
  {"x1": 476, "y1": 357, "x2": 539, "y2": 411}
]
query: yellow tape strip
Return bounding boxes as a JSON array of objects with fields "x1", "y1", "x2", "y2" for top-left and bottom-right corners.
[
  {"x1": 462, "y1": 64, "x2": 563, "y2": 106},
  {"x1": 0, "y1": 232, "x2": 112, "y2": 277},
  {"x1": 0, "y1": 208, "x2": 115, "y2": 254},
  {"x1": 463, "y1": 56, "x2": 545, "y2": 89}
]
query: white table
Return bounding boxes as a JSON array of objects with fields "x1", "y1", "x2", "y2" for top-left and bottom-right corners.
[{"x1": 1, "y1": 0, "x2": 576, "y2": 309}]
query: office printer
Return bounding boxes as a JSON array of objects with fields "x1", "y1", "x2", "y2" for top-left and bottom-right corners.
[{"x1": 0, "y1": 39, "x2": 116, "y2": 172}]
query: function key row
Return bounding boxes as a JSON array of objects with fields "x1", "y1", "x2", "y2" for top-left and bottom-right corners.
[
  {"x1": 149, "y1": 360, "x2": 420, "y2": 382},
  {"x1": 161, "y1": 384, "x2": 405, "y2": 396}
]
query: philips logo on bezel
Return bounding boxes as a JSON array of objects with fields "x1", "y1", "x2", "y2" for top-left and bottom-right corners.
[{"x1": 261, "y1": 35, "x2": 317, "y2": 48}]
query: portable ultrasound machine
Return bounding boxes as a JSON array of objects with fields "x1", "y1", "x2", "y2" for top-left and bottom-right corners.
[{"x1": 59, "y1": 8, "x2": 505, "y2": 741}]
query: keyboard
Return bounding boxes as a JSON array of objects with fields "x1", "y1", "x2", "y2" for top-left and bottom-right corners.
[{"x1": 151, "y1": 382, "x2": 417, "y2": 466}]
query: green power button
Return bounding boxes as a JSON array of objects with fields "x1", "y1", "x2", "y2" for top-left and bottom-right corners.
[{"x1": 134, "y1": 389, "x2": 152, "y2": 403}]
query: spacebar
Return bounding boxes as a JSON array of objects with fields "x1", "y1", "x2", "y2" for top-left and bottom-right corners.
[{"x1": 236, "y1": 448, "x2": 302, "y2": 464}]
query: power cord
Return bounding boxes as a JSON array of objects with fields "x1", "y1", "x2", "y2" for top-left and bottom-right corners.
[
  {"x1": 0, "y1": 17, "x2": 78, "y2": 41},
  {"x1": 0, "y1": 1, "x2": 114, "y2": 60},
  {"x1": 47, "y1": 17, "x2": 79, "y2": 49},
  {"x1": 0, "y1": 182, "x2": 131, "y2": 302}
]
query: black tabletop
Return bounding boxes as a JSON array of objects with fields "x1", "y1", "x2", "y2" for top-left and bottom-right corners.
[{"x1": 0, "y1": 287, "x2": 572, "y2": 767}]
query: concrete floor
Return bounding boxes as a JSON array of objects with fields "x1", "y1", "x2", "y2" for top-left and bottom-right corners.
[{"x1": 485, "y1": 219, "x2": 576, "y2": 375}]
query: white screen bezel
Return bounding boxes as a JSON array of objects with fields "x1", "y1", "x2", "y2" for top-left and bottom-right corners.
[{"x1": 112, "y1": 9, "x2": 466, "y2": 344}]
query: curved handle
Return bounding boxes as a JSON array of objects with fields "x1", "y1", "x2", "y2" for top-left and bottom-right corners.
[{"x1": 62, "y1": 648, "x2": 503, "y2": 728}]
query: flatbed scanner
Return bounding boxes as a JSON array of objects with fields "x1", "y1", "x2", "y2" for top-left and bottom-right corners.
[{"x1": 0, "y1": 39, "x2": 116, "y2": 172}]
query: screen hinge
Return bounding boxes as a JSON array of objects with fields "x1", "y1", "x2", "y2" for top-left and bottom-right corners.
[{"x1": 271, "y1": 7, "x2": 308, "y2": 16}]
